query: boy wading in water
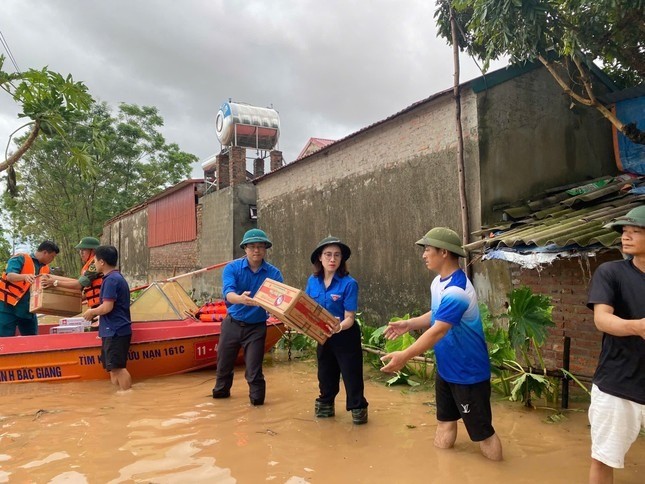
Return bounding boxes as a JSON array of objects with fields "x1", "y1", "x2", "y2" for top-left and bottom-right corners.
[{"x1": 83, "y1": 245, "x2": 132, "y2": 391}]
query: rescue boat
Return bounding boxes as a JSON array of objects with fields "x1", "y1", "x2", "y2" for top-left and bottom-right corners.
[{"x1": 0, "y1": 281, "x2": 285, "y2": 384}]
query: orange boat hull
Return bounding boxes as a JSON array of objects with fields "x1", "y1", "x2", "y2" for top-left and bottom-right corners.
[{"x1": 0, "y1": 320, "x2": 285, "y2": 383}]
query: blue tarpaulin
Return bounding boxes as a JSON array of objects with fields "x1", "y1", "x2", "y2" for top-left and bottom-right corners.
[{"x1": 615, "y1": 96, "x2": 645, "y2": 175}]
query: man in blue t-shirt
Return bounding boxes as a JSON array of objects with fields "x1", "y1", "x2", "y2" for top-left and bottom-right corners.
[
  {"x1": 83, "y1": 245, "x2": 132, "y2": 391},
  {"x1": 212, "y1": 229, "x2": 283, "y2": 406},
  {"x1": 381, "y1": 227, "x2": 502, "y2": 461},
  {"x1": 586, "y1": 205, "x2": 645, "y2": 484}
]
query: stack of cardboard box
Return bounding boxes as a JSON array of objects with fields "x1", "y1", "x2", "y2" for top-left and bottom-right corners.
[{"x1": 49, "y1": 316, "x2": 90, "y2": 334}]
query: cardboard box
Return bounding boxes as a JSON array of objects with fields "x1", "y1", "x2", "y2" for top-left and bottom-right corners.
[
  {"x1": 253, "y1": 278, "x2": 338, "y2": 344},
  {"x1": 50, "y1": 325, "x2": 85, "y2": 334},
  {"x1": 30, "y1": 277, "x2": 82, "y2": 317},
  {"x1": 59, "y1": 317, "x2": 89, "y2": 326}
]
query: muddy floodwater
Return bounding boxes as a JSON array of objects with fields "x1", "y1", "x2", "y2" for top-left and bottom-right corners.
[{"x1": 1, "y1": 354, "x2": 643, "y2": 483}]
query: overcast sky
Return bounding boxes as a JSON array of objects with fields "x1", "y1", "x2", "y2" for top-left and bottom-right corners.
[{"x1": 1, "y1": 0, "x2": 506, "y2": 177}]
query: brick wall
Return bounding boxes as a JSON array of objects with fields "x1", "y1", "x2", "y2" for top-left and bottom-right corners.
[
  {"x1": 149, "y1": 240, "x2": 199, "y2": 280},
  {"x1": 510, "y1": 250, "x2": 622, "y2": 377}
]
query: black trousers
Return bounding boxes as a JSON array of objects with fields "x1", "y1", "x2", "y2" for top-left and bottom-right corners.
[
  {"x1": 316, "y1": 323, "x2": 368, "y2": 411},
  {"x1": 213, "y1": 315, "x2": 267, "y2": 401}
]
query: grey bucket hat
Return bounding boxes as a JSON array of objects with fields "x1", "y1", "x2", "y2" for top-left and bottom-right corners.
[
  {"x1": 310, "y1": 236, "x2": 351, "y2": 264},
  {"x1": 415, "y1": 227, "x2": 466, "y2": 257},
  {"x1": 604, "y1": 205, "x2": 645, "y2": 232}
]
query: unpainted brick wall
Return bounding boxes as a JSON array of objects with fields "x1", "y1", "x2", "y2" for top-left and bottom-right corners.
[
  {"x1": 510, "y1": 251, "x2": 622, "y2": 377},
  {"x1": 149, "y1": 240, "x2": 199, "y2": 276}
]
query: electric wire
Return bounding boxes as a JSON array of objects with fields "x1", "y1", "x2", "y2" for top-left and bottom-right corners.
[{"x1": 0, "y1": 28, "x2": 21, "y2": 73}]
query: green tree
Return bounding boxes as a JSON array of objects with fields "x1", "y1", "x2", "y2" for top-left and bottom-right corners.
[
  {"x1": 1, "y1": 55, "x2": 93, "y2": 173},
  {"x1": 0, "y1": 233, "x2": 11, "y2": 273},
  {"x1": 434, "y1": 0, "x2": 645, "y2": 144},
  {"x1": 2, "y1": 102, "x2": 197, "y2": 275}
]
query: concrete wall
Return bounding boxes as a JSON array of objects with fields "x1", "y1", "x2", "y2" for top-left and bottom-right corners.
[
  {"x1": 477, "y1": 67, "x2": 616, "y2": 223},
  {"x1": 192, "y1": 183, "x2": 258, "y2": 300},
  {"x1": 256, "y1": 91, "x2": 481, "y2": 325},
  {"x1": 102, "y1": 209, "x2": 149, "y2": 289}
]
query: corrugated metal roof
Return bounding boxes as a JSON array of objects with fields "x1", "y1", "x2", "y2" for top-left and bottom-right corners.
[
  {"x1": 148, "y1": 182, "x2": 198, "y2": 247},
  {"x1": 466, "y1": 174, "x2": 645, "y2": 253}
]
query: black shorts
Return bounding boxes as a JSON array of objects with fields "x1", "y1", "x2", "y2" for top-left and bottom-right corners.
[
  {"x1": 101, "y1": 335, "x2": 132, "y2": 371},
  {"x1": 435, "y1": 373, "x2": 495, "y2": 442}
]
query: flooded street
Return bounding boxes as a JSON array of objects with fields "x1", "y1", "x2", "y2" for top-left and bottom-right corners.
[{"x1": 1, "y1": 355, "x2": 643, "y2": 483}]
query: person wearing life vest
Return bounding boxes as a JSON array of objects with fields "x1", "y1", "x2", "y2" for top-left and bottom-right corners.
[
  {"x1": 0, "y1": 240, "x2": 60, "y2": 337},
  {"x1": 42, "y1": 237, "x2": 103, "y2": 309}
]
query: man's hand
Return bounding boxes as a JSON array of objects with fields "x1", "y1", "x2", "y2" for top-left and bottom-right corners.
[
  {"x1": 240, "y1": 291, "x2": 258, "y2": 306},
  {"x1": 23, "y1": 273, "x2": 36, "y2": 284},
  {"x1": 384, "y1": 320, "x2": 410, "y2": 340},
  {"x1": 40, "y1": 274, "x2": 54, "y2": 288},
  {"x1": 83, "y1": 308, "x2": 95, "y2": 321},
  {"x1": 380, "y1": 351, "x2": 408, "y2": 373}
]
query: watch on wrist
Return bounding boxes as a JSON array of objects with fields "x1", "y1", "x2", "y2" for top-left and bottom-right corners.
[{"x1": 53, "y1": 279, "x2": 59, "y2": 287}]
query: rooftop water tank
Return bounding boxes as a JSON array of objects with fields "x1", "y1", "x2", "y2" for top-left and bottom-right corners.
[{"x1": 216, "y1": 102, "x2": 280, "y2": 150}]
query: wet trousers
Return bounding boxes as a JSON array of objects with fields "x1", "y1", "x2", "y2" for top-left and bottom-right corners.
[
  {"x1": 213, "y1": 315, "x2": 267, "y2": 401},
  {"x1": 316, "y1": 324, "x2": 368, "y2": 411}
]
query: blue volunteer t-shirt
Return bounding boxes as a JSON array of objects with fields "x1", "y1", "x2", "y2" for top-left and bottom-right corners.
[
  {"x1": 431, "y1": 269, "x2": 490, "y2": 385},
  {"x1": 98, "y1": 271, "x2": 132, "y2": 338},
  {"x1": 305, "y1": 273, "x2": 358, "y2": 319},
  {"x1": 222, "y1": 257, "x2": 283, "y2": 324}
]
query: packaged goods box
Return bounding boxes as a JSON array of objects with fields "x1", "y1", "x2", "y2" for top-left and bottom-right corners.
[
  {"x1": 30, "y1": 277, "x2": 82, "y2": 317},
  {"x1": 59, "y1": 317, "x2": 89, "y2": 326},
  {"x1": 50, "y1": 325, "x2": 85, "y2": 334},
  {"x1": 253, "y1": 278, "x2": 338, "y2": 344}
]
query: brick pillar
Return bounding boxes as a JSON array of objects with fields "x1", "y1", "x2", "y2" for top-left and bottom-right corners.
[
  {"x1": 229, "y1": 146, "x2": 246, "y2": 186},
  {"x1": 216, "y1": 153, "x2": 229, "y2": 190},
  {"x1": 270, "y1": 150, "x2": 283, "y2": 171},
  {"x1": 253, "y1": 157, "x2": 265, "y2": 178}
]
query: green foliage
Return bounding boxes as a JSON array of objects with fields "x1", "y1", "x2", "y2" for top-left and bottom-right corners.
[
  {"x1": 507, "y1": 286, "x2": 555, "y2": 351},
  {"x1": 1, "y1": 54, "x2": 93, "y2": 170},
  {"x1": 2, "y1": 101, "x2": 196, "y2": 275},
  {"x1": 509, "y1": 371, "x2": 555, "y2": 403},
  {"x1": 434, "y1": 0, "x2": 644, "y2": 86},
  {"x1": 276, "y1": 331, "x2": 317, "y2": 353},
  {"x1": 480, "y1": 302, "x2": 515, "y2": 370},
  {"x1": 386, "y1": 370, "x2": 421, "y2": 387},
  {"x1": 361, "y1": 312, "x2": 434, "y2": 387},
  {"x1": 0, "y1": 234, "x2": 10, "y2": 273}
]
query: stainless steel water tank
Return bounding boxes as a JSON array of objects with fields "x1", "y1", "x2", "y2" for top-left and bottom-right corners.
[{"x1": 215, "y1": 102, "x2": 280, "y2": 150}]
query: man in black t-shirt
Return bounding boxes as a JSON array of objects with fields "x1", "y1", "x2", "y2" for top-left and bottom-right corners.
[{"x1": 586, "y1": 205, "x2": 645, "y2": 484}]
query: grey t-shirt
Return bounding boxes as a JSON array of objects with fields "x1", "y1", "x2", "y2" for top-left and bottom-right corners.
[{"x1": 587, "y1": 259, "x2": 645, "y2": 404}]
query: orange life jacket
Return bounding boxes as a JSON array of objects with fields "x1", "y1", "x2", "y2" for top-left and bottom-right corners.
[
  {"x1": 0, "y1": 253, "x2": 50, "y2": 306},
  {"x1": 81, "y1": 256, "x2": 103, "y2": 309}
]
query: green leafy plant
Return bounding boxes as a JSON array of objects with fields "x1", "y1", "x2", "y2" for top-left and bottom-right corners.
[
  {"x1": 276, "y1": 331, "x2": 316, "y2": 354},
  {"x1": 361, "y1": 313, "x2": 434, "y2": 386},
  {"x1": 481, "y1": 302, "x2": 515, "y2": 396},
  {"x1": 501, "y1": 287, "x2": 557, "y2": 406}
]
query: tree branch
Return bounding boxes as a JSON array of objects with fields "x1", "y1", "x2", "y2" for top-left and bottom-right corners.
[
  {"x1": 539, "y1": 55, "x2": 643, "y2": 145},
  {"x1": 538, "y1": 56, "x2": 593, "y2": 106},
  {"x1": 0, "y1": 119, "x2": 41, "y2": 172}
]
